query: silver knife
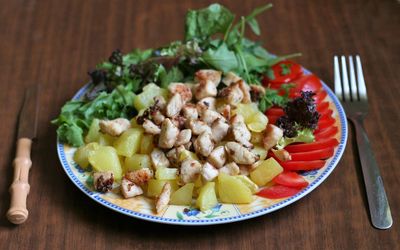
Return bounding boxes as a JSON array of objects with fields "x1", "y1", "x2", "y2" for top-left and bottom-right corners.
[{"x1": 6, "y1": 85, "x2": 39, "y2": 224}]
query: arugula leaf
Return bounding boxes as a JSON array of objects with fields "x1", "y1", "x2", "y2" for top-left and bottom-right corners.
[
  {"x1": 185, "y1": 4, "x2": 235, "y2": 42},
  {"x1": 160, "y1": 66, "x2": 184, "y2": 88},
  {"x1": 244, "y1": 3, "x2": 273, "y2": 35},
  {"x1": 258, "y1": 83, "x2": 295, "y2": 112},
  {"x1": 201, "y1": 43, "x2": 238, "y2": 72}
]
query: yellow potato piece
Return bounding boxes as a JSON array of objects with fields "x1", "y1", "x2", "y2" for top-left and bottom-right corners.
[
  {"x1": 250, "y1": 157, "x2": 283, "y2": 186},
  {"x1": 196, "y1": 182, "x2": 218, "y2": 211},
  {"x1": 124, "y1": 154, "x2": 151, "y2": 172},
  {"x1": 155, "y1": 167, "x2": 178, "y2": 180},
  {"x1": 233, "y1": 175, "x2": 259, "y2": 194},
  {"x1": 217, "y1": 173, "x2": 253, "y2": 204},
  {"x1": 73, "y1": 142, "x2": 99, "y2": 169},
  {"x1": 88, "y1": 146, "x2": 123, "y2": 180},
  {"x1": 170, "y1": 183, "x2": 195, "y2": 206},
  {"x1": 97, "y1": 133, "x2": 117, "y2": 146},
  {"x1": 140, "y1": 134, "x2": 154, "y2": 154},
  {"x1": 133, "y1": 83, "x2": 169, "y2": 111},
  {"x1": 252, "y1": 146, "x2": 267, "y2": 161},
  {"x1": 233, "y1": 103, "x2": 259, "y2": 123},
  {"x1": 113, "y1": 128, "x2": 143, "y2": 157},
  {"x1": 147, "y1": 179, "x2": 178, "y2": 198}
]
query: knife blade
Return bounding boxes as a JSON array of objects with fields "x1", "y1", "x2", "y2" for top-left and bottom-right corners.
[{"x1": 7, "y1": 85, "x2": 39, "y2": 224}]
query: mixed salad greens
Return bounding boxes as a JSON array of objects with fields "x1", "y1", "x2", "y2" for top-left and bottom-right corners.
[{"x1": 52, "y1": 3, "x2": 301, "y2": 147}]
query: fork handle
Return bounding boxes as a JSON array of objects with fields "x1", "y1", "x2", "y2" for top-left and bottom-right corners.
[{"x1": 352, "y1": 118, "x2": 392, "y2": 229}]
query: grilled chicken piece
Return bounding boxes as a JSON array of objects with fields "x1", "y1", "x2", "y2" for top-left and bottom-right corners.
[
  {"x1": 263, "y1": 124, "x2": 284, "y2": 151},
  {"x1": 166, "y1": 93, "x2": 184, "y2": 118},
  {"x1": 271, "y1": 148, "x2": 292, "y2": 161},
  {"x1": 158, "y1": 118, "x2": 179, "y2": 149},
  {"x1": 219, "y1": 162, "x2": 240, "y2": 176},
  {"x1": 188, "y1": 119, "x2": 212, "y2": 135},
  {"x1": 156, "y1": 182, "x2": 171, "y2": 214},
  {"x1": 180, "y1": 159, "x2": 202, "y2": 184},
  {"x1": 208, "y1": 146, "x2": 226, "y2": 168},
  {"x1": 225, "y1": 142, "x2": 259, "y2": 165},
  {"x1": 197, "y1": 97, "x2": 217, "y2": 111},
  {"x1": 168, "y1": 83, "x2": 193, "y2": 103},
  {"x1": 218, "y1": 104, "x2": 231, "y2": 120},
  {"x1": 200, "y1": 109, "x2": 224, "y2": 125},
  {"x1": 150, "y1": 109, "x2": 165, "y2": 125},
  {"x1": 222, "y1": 72, "x2": 242, "y2": 86},
  {"x1": 99, "y1": 118, "x2": 131, "y2": 137},
  {"x1": 194, "y1": 81, "x2": 217, "y2": 100},
  {"x1": 93, "y1": 171, "x2": 114, "y2": 193},
  {"x1": 231, "y1": 115, "x2": 252, "y2": 147},
  {"x1": 250, "y1": 85, "x2": 266, "y2": 102},
  {"x1": 182, "y1": 103, "x2": 198, "y2": 120},
  {"x1": 218, "y1": 82, "x2": 244, "y2": 106},
  {"x1": 211, "y1": 118, "x2": 230, "y2": 143},
  {"x1": 150, "y1": 148, "x2": 170, "y2": 169},
  {"x1": 175, "y1": 129, "x2": 192, "y2": 146},
  {"x1": 195, "y1": 69, "x2": 222, "y2": 86},
  {"x1": 120, "y1": 178, "x2": 143, "y2": 198},
  {"x1": 142, "y1": 119, "x2": 161, "y2": 135},
  {"x1": 125, "y1": 168, "x2": 154, "y2": 186},
  {"x1": 194, "y1": 131, "x2": 214, "y2": 157},
  {"x1": 171, "y1": 115, "x2": 186, "y2": 130},
  {"x1": 238, "y1": 80, "x2": 251, "y2": 104},
  {"x1": 238, "y1": 165, "x2": 251, "y2": 176},
  {"x1": 153, "y1": 95, "x2": 167, "y2": 110},
  {"x1": 201, "y1": 162, "x2": 219, "y2": 181}
]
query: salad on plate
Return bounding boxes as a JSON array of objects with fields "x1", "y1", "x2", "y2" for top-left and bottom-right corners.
[{"x1": 53, "y1": 3, "x2": 339, "y2": 215}]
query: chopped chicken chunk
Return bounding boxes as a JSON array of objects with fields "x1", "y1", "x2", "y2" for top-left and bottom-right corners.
[
  {"x1": 168, "y1": 83, "x2": 193, "y2": 103},
  {"x1": 194, "y1": 131, "x2": 214, "y2": 157},
  {"x1": 166, "y1": 93, "x2": 184, "y2": 118},
  {"x1": 250, "y1": 85, "x2": 266, "y2": 102},
  {"x1": 180, "y1": 159, "x2": 202, "y2": 184},
  {"x1": 238, "y1": 80, "x2": 251, "y2": 104},
  {"x1": 158, "y1": 118, "x2": 179, "y2": 149},
  {"x1": 142, "y1": 119, "x2": 161, "y2": 135},
  {"x1": 231, "y1": 115, "x2": 252, "y2": 147},
  {"x1": 150, "y1": 148, "x2": 170, "y2": 169},
  {"x1": 182, "y1": 103, "x2": 198, "y2": 120},
  {"x1": 225, "y1": 142, "x2": 259, "y2": 165},
  {"x1": 194, "y1": 81, "x2": 217, "y2": 100},
  {"x1": 263, "y1": 124, "x2": 284, "y2": 151},
  {"x1": 239, "y1": 165, "x2": 251, "y2": 176},
  {"x1": 197, "y1": 97, "x2": 216, "y2": 111},
  {"x1": 219, "y1": 162, "x2": 240, "y2": 176},
  {"x1": 153, "y1": 96, "x2": 166, "y2": 110},
  {"x1": 175, "y1": 129, "x2": 192, "y2": 146},
  {"x1": 271, "y1": 148, "x2": 292, "y2": 161},
  {"x1": 195, "y1": 69, "x2": 222, "y2": 86},
  {"x1": 200, "y1": 109, "x2": 224, "y2": 125},
  {"x1": 218, "y1": 104, "x2": 231, "y2": 120},
  {"x1": 125, "y1": 168, "x2": 154, "y2": 185},
  {"x1": 201, "y1": 162, "x2": 219, "y2": 181},
  {"x1": 208, "y1": 146, "x2": 226, "y2": 168},
  {"x1": 121, "y1": 178, "x2": 143, "y2": 198},
  {"x1": 211, "y1": 118, "x2": 230, "y2": 143},
  {"x1": 99, "y1": 118, "x2": 131, "y2": 137},
  {"x1": 171, "y1": 115, "x2": 186, "y2": 129},
  {"x1": 218, "y1": 82, "x2": 244, "y2": 106},
  {"x1": 156, "y1": 182, "x2": 171, "y2": 214},
  {"x1": 222, "y1": 72, "x2": 242, "y2": 86},
  {"x1": 150, "y1": 109, "x2": 165, "y2": 125},
  {"x1": 188, "y1": 119, "x2": 212, "y2": 135},
  {"x1": 93, "y1": 171, "x2": 114, "y2": 193}
]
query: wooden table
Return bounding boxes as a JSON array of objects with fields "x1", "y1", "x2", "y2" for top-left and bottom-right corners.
[{"x1": 0, "y1": 0, "x2": 399, "y2": 249}]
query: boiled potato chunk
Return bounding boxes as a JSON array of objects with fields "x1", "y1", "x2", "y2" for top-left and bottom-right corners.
[
  {"x1": 218, "y1": 173, "x2": 253, "y2": 204},
  {"x1": 113, "y1": 128, "x2": 143, "y2": 157},
  {"x1": 88, "y1": 146, "x2": 122, "y2": 180},
  {"x1": 233, "y1": 175, "x2": 259, "y2": 194},
  {"x1": 178, "y1": 149, "x2": 199, "y2": 162},
  {"x1": 147, "y1": 179, "x2": 178, "y2": 197},
  {"x1": 155, "y1": 167, "x2": 178, "y2": 180},
  {"x1": 133, "y1": 83, "x2": 169, "y2": 111},
  {"x1": 73, "y1": 142, "x2": 99, "y2": 169},
  {"x1": 140, "y1": 134, "x2": 154, "y2": 154},
  {"x1": 124, "y1": 154, "x2": 151, "y2": 171},
  {"x1": 97, "y1": 133, "x2": 117, "y2": 146},
  {"x1": 170, "y1": 183, "x2": 194, "y2": 206},
  {"x1": 196, "y1": 182, "x2": 218, "y2": 211},
  {"x1": 252, "y1": 146, "x2": 267, "y2": 161},
  {"x1": 85, "y1": 119, "x2": 100, "y2": 143},
  {"x1": 233, "y1": 103, "x2": 259, "y2": 123},
  {"x1": 250, "y1": 157, "x2": 283, "y2": 186}
]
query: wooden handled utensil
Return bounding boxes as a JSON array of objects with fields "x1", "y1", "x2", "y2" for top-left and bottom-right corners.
[{"x1": 6, "y1": 86, "x2": 39, "y2": 224}]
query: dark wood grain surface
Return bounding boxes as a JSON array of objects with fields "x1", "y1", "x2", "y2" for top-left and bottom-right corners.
[{"x1": 0, "y1": 0, "x2": 399, "y2": 249}]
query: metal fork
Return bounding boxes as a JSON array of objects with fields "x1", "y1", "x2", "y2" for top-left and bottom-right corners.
[{"x1": 334, "y1": 55, "x2": 392, "y2": 229}]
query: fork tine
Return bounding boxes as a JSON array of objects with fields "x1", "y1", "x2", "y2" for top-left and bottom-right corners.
[
  {"x1": 356, "y1": 55, "x2": 367, "y2": 101},
  {"x1": 334, "y1": 56, "x2": 343, "y2": 101},
  {"x1": 348, "y1": 56, "x2": 358, "y2": 101},
  {"x1": 341, "y1": 56, "x2": 350, "y2": 101}
]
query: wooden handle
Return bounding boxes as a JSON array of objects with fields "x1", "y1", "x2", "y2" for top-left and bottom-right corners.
[{"x1": 7, "y1": 138, "x2": 32, "y2": 224}]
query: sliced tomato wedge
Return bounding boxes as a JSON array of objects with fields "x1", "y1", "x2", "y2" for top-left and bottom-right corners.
[
  {"x1": 314, "y1": 126, "x2": 338, "y2": 140},
  {"x1": 266, "y1": 115, "x2": 279, "y2": 125},
  {"x1": 257, "y1": 185, "x2": 301, "y2": 199},
  {"x1": 264, "y1": 60, "x2": 303, "y2": 85},
  {"x1": 279, "y1": 160, "x2": 326, "y2": 171},
  {"x1": 285, "y1": 138, "x2": 339, "y2": 153},
  {"x1": 320, "y1": 109, "x2": 334, "y2": 120},
  {"x1": 315, "y1": 117, "x2": 336, "y2": 132},
  {"x1": 290, "y1": 147, "x2": 334, "y2": 161},
  {"x1": 313, "y1": 91, "x2": 328, "y2": 103},
  {"x1": 265, "y1": 107, "x2": 284, "y2": 116},
  {"x1": 316, "y1": 101, "x2": 330, "y2": 112},
  {"x1": 273, "y1": 171, "x2": 309, "y2": 188}
]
